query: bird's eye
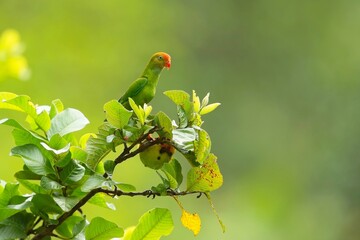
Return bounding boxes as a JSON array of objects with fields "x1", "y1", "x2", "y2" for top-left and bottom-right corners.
[{"x1": 158, "y1": 56, "x2": 163, "y2": 60}]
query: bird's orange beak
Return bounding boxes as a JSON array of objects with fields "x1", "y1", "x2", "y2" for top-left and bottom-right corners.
[{"x1": 165, "y1": 60, "x2": 171, "y2": 69}]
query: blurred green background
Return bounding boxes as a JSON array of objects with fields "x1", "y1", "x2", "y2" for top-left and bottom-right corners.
[{"x1": 1, "y1": 1, "x2": 360, "y2": 239}]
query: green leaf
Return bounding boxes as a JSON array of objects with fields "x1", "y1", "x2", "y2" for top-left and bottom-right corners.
[
  {"x1": 86, "y1": 123, "x2": 118, "y2": 171},
  {"x1": 53, "y1": 196, "x2": 79, "y2": 212},
  {"x1": 47, "y1": 108, "x2": 90, "y2": 139},
  {"x1": 116, "y1": 183, "x2": 136, "y2": 192},
  {"x1": 199, "y1": 103, "x2": 221, "y2": 115},
  {"x1": 154, "y1": 111, "x2": 173, "y2": 139},
  {"x1": 40, "y1": 176, "x2": 63, "y2": 190},
  {"x1": 49, "y1": 99, "x2": 64, "y2": 118},
  {"x1": 161, "y1": 159, "x2": 183, "y2": 188},
  {"x1": 4, "y1": 95, "x2": 36, "y2": 117},
  {"x1": 172, "y1": 128, "x2": 196, "y2": 152},
  {"x1": 4, "y1": 95, "x2": 51, "y2": 132},
  {"x1": 59, "y1": 160, "x2": 85, "y2": 185},
  {"x1": 17, "y1": 179, "x2": 48, "y2": 194},
  {"x1": 85, "y1": 217, "x2": 124, "y2": 240},
  {"x1": 34, "y1": 108, "x2": 51, "y2": 131},
  {"x1": 130, "y1": 208, "x2": 174, "y2": 240},
  {"x1": 81, "y1": 175, "x2": 114, "y2": 192},
  {"x1": 0, "y1": 211, "x2": 35, "y2": 239},
  {"x1": 194, "y1": 129, "x2": 211, "y2": 164},
  {"x1": 14, "y1": 170, "x2": 41, "y2": 180},
  {"x1": 0, "y1": 92, "x2": 23, "y2": 111},
  {"x1": 70, "y1": 146, "x2": 88, "y2": 162},
  {"x1": 0, "y1": 118, "x2": 46, "y2": 144},
  {"x1": 177, "y1": 105, "x2": 188, "y2": 128},
  {"x1": 129, "y1": 98, "x2": 145, "y2": 125},
  {"x1": 122, "y1": 125, "x2": 145, "y2": 142},
  {"x1": 88, "y1": 193, "x2": 115, "y2": 210},
  {"x1": 164, "y1": 90, "x2": 190, "y2": 106},
  {"x1": 11, "y1": 144, "x2": 55, "y2": 176},
  {"x1": 31, "y1": 194, "x2": 63, "y2": 214},
  {"x1": 0, "y1": 182, "x2": 20, "y2": 207},
  {"x1": 201, "y1": 93, "x2": 210, "y2": 107},
  {"x1": 187, "y1": 154, "x2": 223, "y2": 192},
  {"x1": 56, "y1": 216, "x2": 84, "y2": 239},
  {"x1": 104, "y1": 100, "x2": 132, "y2": 129}
]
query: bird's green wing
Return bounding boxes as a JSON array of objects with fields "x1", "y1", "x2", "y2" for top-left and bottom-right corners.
[{"x1": 119, "y1": 77, "x2": 148, "y2": 104}]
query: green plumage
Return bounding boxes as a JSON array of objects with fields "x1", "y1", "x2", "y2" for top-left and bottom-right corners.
[{"x1": 119, "y1": 52, "x2": 171, "y2": 109}]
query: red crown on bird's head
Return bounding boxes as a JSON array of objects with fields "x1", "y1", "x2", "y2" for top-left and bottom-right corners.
[{"x1": 157, "y1": 52, "x2": 171, "y2": 69}]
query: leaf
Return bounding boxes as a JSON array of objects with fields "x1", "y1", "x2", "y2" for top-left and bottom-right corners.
[
  {"x1": 40, "y1": 141, "x2": 70, "y2": 157},
  {"x1": 17, "y1": 179, "x2": 48, "y2": 194},
  {"x1": 70, "y1": 146, "x2": 88, "y2": 162},
  {"x1": 0, "y1": 92, "x2": 22, "y2": 111},
  {"x1": 154, "y1": 111, "x2": 173, "y2": 139},
  {"x1": 201, "y1": 93, "x2": 210, "y2": 107},
  {"x1": 88, "y1": 193, "x2": 115, "y2": 210},
  {"x1": 59, "y1": 160, "x2": 85, "y2": 185},
  {"x1": 11, "y1": 144, "x2": 55, "y2": 176},
  {"x1": 0, "y1": 211, "x2": 35, "y2": 239},
  {"x1": 186, "y1": 154, "x2": 223, "y2": 192},
  {"x1": 0, "y1": 182, "x2": 20, "y2": 207},
  {"x1": 194, "y1": 129, "x2": 211, "y2": 164},
  {"x1": 161, "y1": 159, "x2": 183, "y2": 188},
  {"x1": 163, "y1": 90, "x2": 190, "y2": 106},
  {"x1": 49, "y1": 99, "x2": 64, "y2": 118},
  {"x1": 104, "y1": 100, "x2": 132, "y2": 129},
  {"x1": 192, "y1": 90, "x2": 201, "y2": 113},
  {"x1": 3, "y1": 95, "x2": 36, "y2": 116},
  {"x1": 122, "y1": 226, "x2": 136, "y2": 240},
  {"x1": 0, "y1": 118, "x2": 46, "y2": 144},
  {"x1": 172, "y1": 128, "x2": 196, "y2": 152},
  {"x1": 86, "y1": 123, "x2": 118, "y2": 171},
  {"x1": 31, "y1": 194, "x2": 63, "y2": 214},
  {"x1": 129, "y1": 98, "x2": 145, "y2": 125},
  {"x1": 180, "y1": 209, "x2": 201, "y2": 236},
  {"x1": 116, "y1": 183, "x2": 136, "y2": 192},
  {"x1": 47, "y1": 108, "x2": 90, "y2": 139},
  {"x1": 40, "y1": 176, "x2": 63, "y2": 190},
  {"x1": 56, "y1": 216, "x2": 84, "y2": 239},
  {"x1": 177, "y1": 105, "x2": 188, "y2": 128},
  {"x1": 14, "y1": 170, "x2": 41, "y2": 180},
  {"x1": 199, "y1": 103, "x2": 221, "y2": 115},
  {"x1": 81, "y1": 175, "x2": 114, "y2": 192},
  {"x1": 4, "y1": 95, "x2": 51, "y2": 131},
  {"x1": 53, "y1": 196, "x2": 79, "y2": 211},
  {"x1": 130, "y1": 208, "x2": 174, "y2": 240},
  {"x1": 85, "y1": 217, "x2": 124, "y2": 240}
]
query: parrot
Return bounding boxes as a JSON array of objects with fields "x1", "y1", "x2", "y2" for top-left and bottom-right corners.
[
  {"x1": 140, "y1": 143, "x2": 175, "y2": 170},
  {"x1": 119, "y1": 52, "x2": 171, "y2": 109}
]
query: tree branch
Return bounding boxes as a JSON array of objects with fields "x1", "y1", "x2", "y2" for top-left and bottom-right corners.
[{"x1": 33, "y1": 126, "x2": 177, "y2": 239}]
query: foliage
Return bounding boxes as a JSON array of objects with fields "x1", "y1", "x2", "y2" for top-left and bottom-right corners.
[
  {"x1": 0, "y1": 90, "x2": 223, "y2": 239},
  {"x1": 0, "y1": 29, "x2": 30, "y2": 81}
]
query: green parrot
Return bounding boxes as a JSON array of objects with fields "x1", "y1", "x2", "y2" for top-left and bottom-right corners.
[
  {"x1": 140, "y1": 143, "x2": 175, "y2": 170},
  {"x1": 119, "y1": 52, "x2": 171, "y2": 109}
]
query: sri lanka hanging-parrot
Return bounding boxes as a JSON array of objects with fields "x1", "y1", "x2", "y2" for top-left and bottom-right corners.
[
  {"x1": 119, "y1": 52, "x2": 171, "y2": 109},
  {"x1": 140, "y1": 143, "x2": 175, "y2": 170}
]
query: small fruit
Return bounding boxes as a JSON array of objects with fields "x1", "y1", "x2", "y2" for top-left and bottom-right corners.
[{"x1": 140, "y1": 143, "x2": 175, "y2": 169}]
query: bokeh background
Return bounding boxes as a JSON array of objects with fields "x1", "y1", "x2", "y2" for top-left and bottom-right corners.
[{"x1": 1, "y1": 1, "x2": 360, "y2": 239}]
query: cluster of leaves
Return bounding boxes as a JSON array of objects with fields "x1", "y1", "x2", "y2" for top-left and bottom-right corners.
[
  {"x1": 0, "y1": 90, "x2": 223, "y2": 239},
  {"x1": 0, "y1": 29, "x2": 30, "y2": 81}
]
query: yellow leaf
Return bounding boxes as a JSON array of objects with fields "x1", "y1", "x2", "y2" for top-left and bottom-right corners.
[
  {"x1": 181, "y1": 209, "x2": 201, "y2": 236},
  {"x1": 192, "y1": 90, "x2": 200, "y2": 112},
  {"x1": 199, "y1": 103, "x2": 221, "y2": 115}
]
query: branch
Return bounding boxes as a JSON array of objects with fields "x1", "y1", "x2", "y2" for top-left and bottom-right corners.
[
  {"x1": 114, "y1": 126, "x2": 170, "y2": 165},
  {"x1": 32, "y1": 188, "x2": 102, "y2": 240},
  {"x1": 99, "y1": 188, "x2": 204, "y2": 198},
  {"x1": 32, "y1": 187, "x2": 205, "y2": 239}
]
